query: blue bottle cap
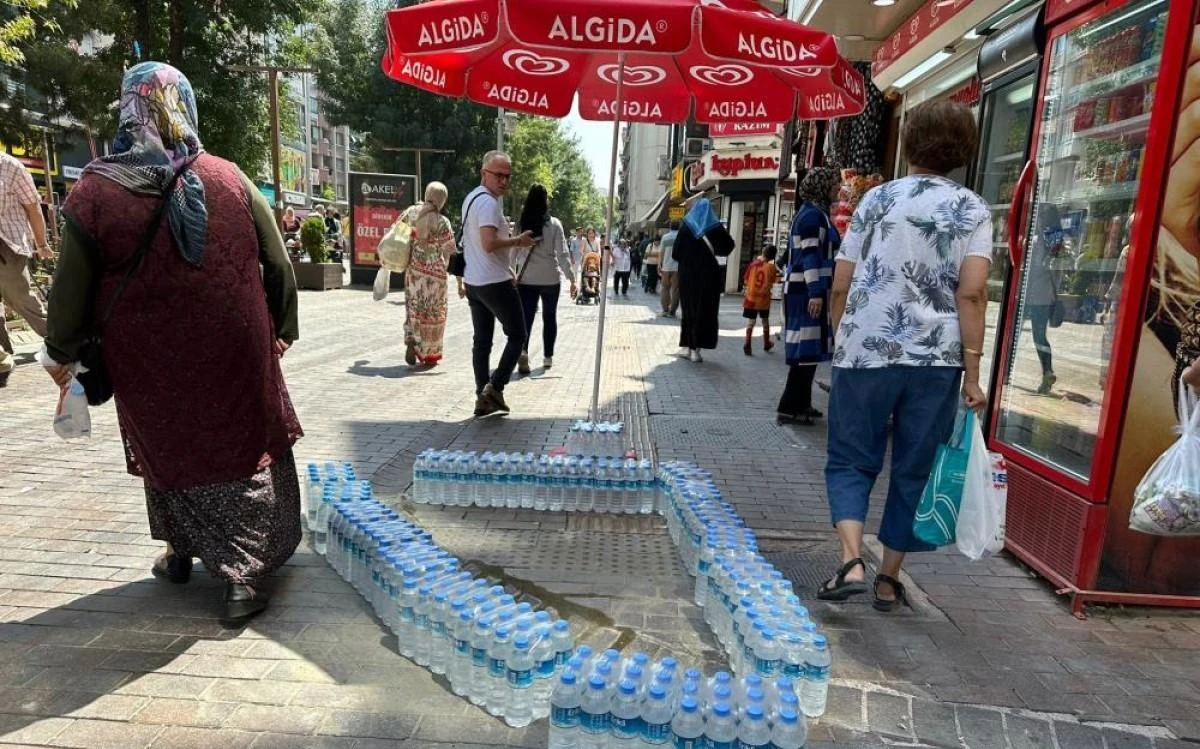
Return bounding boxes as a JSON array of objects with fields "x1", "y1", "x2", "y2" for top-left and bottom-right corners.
[
  {"x1": 680, "y1": 697, "x2": 699, "y2": 713},
  {"x1": 712, "y1": 702, "x2": 731, "y2": 718},
  {"x1": 778, "y1": 707, "x2": 798, "y2": 723},
  {"x1": 648, "y1": 684, "x2": 667, "y2": 700},
  {"x1": 561, "y1": 670, "x2": 577, "y2": 685},
  {"x1": 618, "y1": 680, "x2": 637, "y2": 695},
  {"x1": 588, "y1": 675, "x2": 606, "y2": 690},
  {"x1": 746, "y1": 704, "x2": 765, "y2": 720}
]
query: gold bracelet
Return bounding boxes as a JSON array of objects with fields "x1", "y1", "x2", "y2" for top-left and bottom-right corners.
[{"x1": 963, "y1": 347, "x2": 983, "y2": 357}]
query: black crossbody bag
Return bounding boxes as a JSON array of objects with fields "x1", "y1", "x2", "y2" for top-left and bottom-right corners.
[
  {"x1": 75, "y1": 172, "x2": 181, "y2": 406},
  {"x1": 448, "y1": 190, "x2": 487, "y2": 278}
]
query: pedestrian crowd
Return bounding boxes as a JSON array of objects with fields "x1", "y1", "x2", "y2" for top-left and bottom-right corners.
[{"x1": 0, "y1": 60, "x2": 1016, "y2": 627}]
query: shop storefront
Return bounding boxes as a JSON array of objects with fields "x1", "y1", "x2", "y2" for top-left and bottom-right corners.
[{"x1": 687, "y1": 148, "x2": 782, "y2": 293}]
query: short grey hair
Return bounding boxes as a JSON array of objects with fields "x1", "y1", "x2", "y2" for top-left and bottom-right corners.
[{"x1": 481, "y1": 150, "x2": 511, "y2": 169}]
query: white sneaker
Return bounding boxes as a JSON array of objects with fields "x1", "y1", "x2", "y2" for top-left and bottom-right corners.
[
  {"x1": 690, "y1": 349, "x2": 703, "y2": 363},
  {"x1": 517, "y1": 353, "x2": 531, "y2": 375},
  {"x1": 543, "y1": 357, "x2": 553, "y2": 369}
]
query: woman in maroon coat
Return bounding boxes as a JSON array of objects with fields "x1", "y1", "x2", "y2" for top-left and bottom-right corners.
[{"x1": 43, "y1": 62, "x2": 302, "y2": 623}]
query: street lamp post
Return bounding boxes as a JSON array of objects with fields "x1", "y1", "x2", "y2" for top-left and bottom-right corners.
[{"x1": 227, "y1": 64, "x2": 316, "y2": 230}]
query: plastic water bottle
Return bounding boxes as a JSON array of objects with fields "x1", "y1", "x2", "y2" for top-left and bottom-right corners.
[
  {"x1": 579, "y1": 675, "x2": 610, "y2": 749},
  {"x1": 610, "y1": 679, "x2": 642, "y2": 744},
  {"x1": 53, "y1": 377, "x2": 92, "y2": 440},
  {"x1": 551, "y1": 619, "x2": 574, "y2": 667},
  {"x1": 737, "y1": 703, "x2": 771, "y2": 748},
  {"x1": 468, "y1": 616, "x2": 493, "y2": 707},
  {"x1": 705, "y1": 702, "x2": 737, "y2": 749},
  {"x1": 506, "y1": 634, "x2": 535, "y2": 727},
  {"x1": 532, "y1": 626, "x2": 557, "y2": 711},
  {"x1": 565, "y1": 457, "x2": 581, "y2": 512},
  {"x1": 314, "y1": 485, "x2": 334, "y2": 555},
  {"x1": 535, "y1": 457, "x2": 551, "y2": 511},
  {"x1": 550, "y1": 670, "x2": 582, "y2": 749},
  {"x1": 801, "y1": 635, "x2": 830, "y2": 718},
  {"x1": 770, "y1": 707, "x2": 808, "y2": 749},
  {"x1": 640, "y1": 684, "x2": 672, "y2": 746},
  {"x1": 304, "y1": 464, "x2": 322, "y2": 530},
  {"x1": 487, "y1": 626, "x2": 512, "y2": 716},
  {"x1": 670, "y1": 697, "x2": 705, "y2": 749}
]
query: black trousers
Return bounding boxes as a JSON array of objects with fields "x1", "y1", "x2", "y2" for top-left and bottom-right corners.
[
  {"x1": 613, "y1": 271, "x2": 631, "y2": 295},
  {"x1": 519, "y1": 283, "x2": 561, "y2": 358},
  {"x1": 643, "y1": 264, "x2": 659, "y2": 293},
  {"x1": 466, "y1": 281, "x2": 526, "y2": 394},
  {"x1": 777, "y1": 364, "x2": 817, "y2": 416},
  {"x1": 1027, "y1": 303, "x2": 1054, "y2": 374}
]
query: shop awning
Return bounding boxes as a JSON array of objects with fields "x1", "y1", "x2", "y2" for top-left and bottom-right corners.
[{"x1": 638, "y1": 191, "x2": 671, "y2": 227}]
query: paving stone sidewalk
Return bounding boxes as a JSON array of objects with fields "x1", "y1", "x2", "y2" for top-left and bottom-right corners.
[{"x1": 0, "y1": 286, "x2": 1197, "y2": 748}]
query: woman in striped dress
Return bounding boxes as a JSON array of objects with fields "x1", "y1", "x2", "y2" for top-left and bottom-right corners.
[{"x1": 777, "y1": 167, "x2": 841, "y2": 423}]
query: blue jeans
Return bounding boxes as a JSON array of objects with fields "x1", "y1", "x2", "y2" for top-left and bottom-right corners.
[{"x1": 825, "y1": 366, "x2": 962, "y2": 553}]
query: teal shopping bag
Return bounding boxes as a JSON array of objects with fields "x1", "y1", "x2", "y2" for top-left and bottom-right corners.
[{"x1": 913, "y1": 408, "x2": 974, "y2": 547}]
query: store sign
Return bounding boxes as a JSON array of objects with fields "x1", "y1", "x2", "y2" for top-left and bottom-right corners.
[
  {"x1": 668, "y1": 205, "x2": 685, "y2": 221},
  {"x1": 709, "y1": 122, "x2": 781, "y2": 138},
  {"x1": 348, "y1": 171, "x2": 416, "y2": 267},
  {"x1": 62, "y1": 165, "x2": 83, "y2": 180},
  {"x1": 872, "y1": 0, "x2": 972, "y2": 77},
  {"x1": 670, "y1": 164, "x2": 685, "y2": 200},
  {"x1": 949, "y1": 77, "x2": 981, "y2": 106}
]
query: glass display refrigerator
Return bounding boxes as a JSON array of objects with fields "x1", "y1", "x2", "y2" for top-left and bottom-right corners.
[
  {"x1": 972, "y1": 4, "x2": 1046, "y2": 393},
  {"x1": 991, "y1": 0, "x2": 1200, "y2": 614}
]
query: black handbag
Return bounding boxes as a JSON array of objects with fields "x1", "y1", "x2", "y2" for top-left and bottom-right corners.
[
  {"x1": 75, "y1": 173, "x2": 180, "y2": 406},
  {"x1": 448, "y1": 191, "x2": 487, "y2": 278}
]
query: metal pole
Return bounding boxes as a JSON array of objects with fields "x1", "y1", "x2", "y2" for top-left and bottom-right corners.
[
  {"x1": 496, "y1": 107, "x2": 505, "y2": 151},
  {"x1": 590, "y1": 53, "x2": 626, "y2": 422},
  {"x1": 416, "y1": 150, "x2": 423, "y2": 199},
  {"x1": 267, "y1": 69, "x2": 284, "y2": 231},
  {"x1": 39, "y1": 129, "x2": 58, "y2": 246}
]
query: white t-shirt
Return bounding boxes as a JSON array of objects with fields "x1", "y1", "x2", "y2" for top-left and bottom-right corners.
[
  {"x1": 609, "y1": 244, "x2": 631, "y2": 272},
  {"x1": 462, "y1": 185, "x2": 513, "y2": 286},
  {"x1": 834, "y1": 175, "x2": 992, "y2": 369},
  {"x1": 658, "y1": 230, "x2": 679, "y2": 272}
]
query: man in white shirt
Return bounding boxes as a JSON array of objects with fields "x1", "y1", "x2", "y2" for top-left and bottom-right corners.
[
  {"x1": 658, "y1": 222, "x2": 680, "y2": 317},
  {"x1": 462, "y1": 150, "x2": 535, "y2": 417}
]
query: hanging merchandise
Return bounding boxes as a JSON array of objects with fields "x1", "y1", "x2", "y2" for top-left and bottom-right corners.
[
  {"x1": 831, "y1": 170, "x2": 884, "y2": 237},
  {"x1": 846, "y1": 62, "x2": 887, "y2": 173}
]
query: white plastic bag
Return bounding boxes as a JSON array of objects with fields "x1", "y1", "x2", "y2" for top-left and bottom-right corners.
[
  {"x1": 372, "y1": 266, "x2": 390, "y2": 301},
  {"x1": 955, "y1": 412, "x2": 1005, "y2": 560},
  {"x1": 1130, "y1": 377, "x2": 1200, "y2": 536},
  {"x1": 37, "y1": 345, "x2": 91, "y2": 441}
]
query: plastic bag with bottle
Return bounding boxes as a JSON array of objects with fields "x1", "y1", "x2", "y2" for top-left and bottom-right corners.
[
  {"x1": 1129, "y1": 377, "x2": 1200, "y2": 536},
  {"x1": 37, "y1": 345, "x2": 91, "y2": 441}
]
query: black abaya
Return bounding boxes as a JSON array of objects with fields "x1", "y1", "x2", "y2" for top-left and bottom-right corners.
[{"x1": 673, "y1": 224, "x2": 734, "y2": 350}]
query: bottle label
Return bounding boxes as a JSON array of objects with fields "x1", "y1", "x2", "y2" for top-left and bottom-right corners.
[
  {"x1": 399, "y1": 606, "x2": 415, "y2": 623},
  {"x1": 550, "y1": 705, "x2": 580, "y2": 728},
  {"x1": 755, "y1": 656, "x2": 781, "y2": 676},
  {"x1": 555, "y1": 651, "x2": 570, "y2": 667},
  {"x1": 454, "y1": 639, "x2": 469, "y2": 655},
  {"x1": 507, "y1": 667, "x2": 534, "y2": 688},
  {"x1": 611, "y1": 715, "x2": 642, "y2": 739},
  {"x1": 736, "y1": 741, "x2": 766, "y2": 749},
  {"x1": 580, "y1": 711, "x2": 609, "y2": 734},
  {"x1": 643, "y1": 721, "x2": 671, "y2": 743},
  {"x1": 710, "y1": 740, "x2": 736, "y2": 749},
  {"x1": 673, "y1": 738, "x2": 702, "y2": 749},
  {"x1": 537, "y1": 658, "x2": 557, "y2": 677},
  {"x1": 414, "y1": 614, "x2": 428, "y2": 630},
  {"x1": 471, "y1": 646, "x2": 488, "y2": 666},
  {"x1": 431, "y1": 621, "x2": 445, "y2": 636},
  {"x1": 810, "y1": 664, "x2": 830, "y2": 680},
  {"x1": 488, "y1": 657, "x2": 505, "y2": 677},
  {"x1": 783, "y1": 662, "x2": 803, "y2": 678}
]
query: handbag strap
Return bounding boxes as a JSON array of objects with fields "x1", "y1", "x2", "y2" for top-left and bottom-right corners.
[
  {"x1": 97, "y1": 168, "x2": 185, "y2": 331},
  {"x1": 455, "y1": 190, "x2": 488, "y2": 254}
]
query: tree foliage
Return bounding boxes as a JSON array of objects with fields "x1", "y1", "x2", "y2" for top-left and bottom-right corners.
[
  {"x1": 314, "y1": 0, "x2": 604, "y2": 226},
  {"x1": 2, "y1": 0, "x2": 321, "y2": 173},
  {"x1": 0, "y1": 0, "x2": 74, "y2": 65}
]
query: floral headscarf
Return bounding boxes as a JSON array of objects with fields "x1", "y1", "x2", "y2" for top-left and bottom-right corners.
[
  {"x1": 798, "y1": 167, "x2": 841, "y2": 214},
  {"x1": 86, "y1": 62, "x2": 208, "y2": 266}
]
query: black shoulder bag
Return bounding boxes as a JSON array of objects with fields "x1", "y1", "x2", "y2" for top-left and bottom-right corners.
[
  {"x1": 75, "y1": 173, "x2": 180, "y2": 406},
  {"x1": 448, "y1": 190, "x2": 487, "y2": 278}
]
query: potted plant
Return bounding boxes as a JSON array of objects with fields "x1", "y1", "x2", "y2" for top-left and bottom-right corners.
[{"x1": 292, "y1": 215, "x2": 343, "y2": 291}]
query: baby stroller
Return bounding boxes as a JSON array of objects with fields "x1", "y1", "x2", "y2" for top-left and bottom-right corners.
[{"x1": 576, "y1": 251, "x2": 602, "y2": 305}]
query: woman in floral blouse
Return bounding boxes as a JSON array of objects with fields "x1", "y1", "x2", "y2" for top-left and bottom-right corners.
[
  {"x1": 818, "y1": 100, "x2": 991, "y2": 612},
  {"x1": 402, "y1": 182, "x2": 457, "y2": 366}
]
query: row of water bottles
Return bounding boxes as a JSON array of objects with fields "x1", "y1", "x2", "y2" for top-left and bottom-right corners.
[
  {"x1": 411, "y1": 450, "x2": 657, "y2": 515},
  {"x1": 304, "y1": 461, "x2": 576, "y2": 728},
  {"x1": 565, "y1": 421, "x2": 627, "y2": 458},
  {"x1": 550, "y1": 647, "x2": 809, "y2": 749},
  {"x1": 658, "y1": 463, "x2": 830, "y2": 717}
]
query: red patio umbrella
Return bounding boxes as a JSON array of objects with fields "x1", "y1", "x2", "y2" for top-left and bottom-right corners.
[{"x1": 382, "y1": 0, "x2": 865, "y2": 420}]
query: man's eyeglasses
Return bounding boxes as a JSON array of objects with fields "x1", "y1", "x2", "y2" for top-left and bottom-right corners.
[{"x1": 485, "y1": 169, "x2": 512, "y2": 182}]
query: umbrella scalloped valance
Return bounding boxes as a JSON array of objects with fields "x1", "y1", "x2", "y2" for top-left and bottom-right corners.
[{"x1": 382, "y1": 0, "x2": 867, "y2": 123}]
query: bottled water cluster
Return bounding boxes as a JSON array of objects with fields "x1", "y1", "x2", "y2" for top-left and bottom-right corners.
[
  {"x1": 565, "y1": 420, "x2": 628, "y2": 458},
  {"x1": 304, "y1": 462, "x2": 575, "y2": 728},
  {"x1": 659, "y1": 462, "x2": 831, "y2": 718},
  {"x1": 550, "y1": 648, "x2": 810, "y2": 749},
  {"x1": 410, "y1": 450, "x2": 657, "y2": 514}
]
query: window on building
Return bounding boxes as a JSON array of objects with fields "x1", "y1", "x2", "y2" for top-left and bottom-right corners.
[
  {"x1": 311, "y1": 184, "x2": 321, "y2": 198},
  {"x1": 309, "y1": 96, "x2": 318, "y2": 113},
  {"x1": 324, "y1": 156, "x2": 333, "y2": 170},
  {"x1": 311, "y1": 125, "x2": 321, "y2": 141},
  {"x1": 336, "y1": 184, "x2": 346, "y2": 200},
  {"x1": 335, "y1": 132, "x2": 345, "y2": 147},
  {"x1": 335, "y1": 158, "x2": 346, "y2": 174}
]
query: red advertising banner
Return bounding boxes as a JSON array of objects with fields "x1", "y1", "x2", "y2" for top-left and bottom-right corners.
[
  {"x1": 348, "y1": 172, "x2": 417, "y2": 268},
  {"x1": 872, "y1": 0, "x2": 972, "y2": 78},
  {"x1": 709, "y1": 122, "x2": 781, "y2": 138},
  {"x1": 1045, "y1": 0, "x2": 1094, "y2": 26}
]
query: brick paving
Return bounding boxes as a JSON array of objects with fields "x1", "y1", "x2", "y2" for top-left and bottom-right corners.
[{"x1": 1, "y1": 284, "x2": 1198, "y2": 748}]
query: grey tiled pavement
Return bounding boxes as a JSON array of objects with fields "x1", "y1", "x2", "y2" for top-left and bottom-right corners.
[{"x1": 2, "y1": 283, "x2": 1198, "y2": 748}]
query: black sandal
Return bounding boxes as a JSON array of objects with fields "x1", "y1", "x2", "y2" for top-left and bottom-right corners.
[
  {"x1": 873, "y1": 574, "x2": 909, "y2": 612},
  {"x1": 817, "y1": 558, "x2": 868, "y2": 601}
]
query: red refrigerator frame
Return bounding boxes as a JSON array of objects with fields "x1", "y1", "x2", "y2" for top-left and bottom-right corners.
[{"x1": 989, "y1": 0, "x2": 1200, "y2": 615}]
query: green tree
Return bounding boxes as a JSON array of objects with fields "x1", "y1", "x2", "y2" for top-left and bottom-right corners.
[
  {"x1": 505, "y1": 115, "x2": 606, "y2": 232},
  {"x1": 2, "y1": 0, "x2": 323, "y2": 172},
  {"x1": 0, "y1": 0, "x2": 74, "y2": 65}
]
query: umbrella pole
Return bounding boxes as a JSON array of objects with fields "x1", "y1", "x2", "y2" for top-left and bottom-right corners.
[{"x1": 589, "y1": 54, "x2": 627, "y2": 423}]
